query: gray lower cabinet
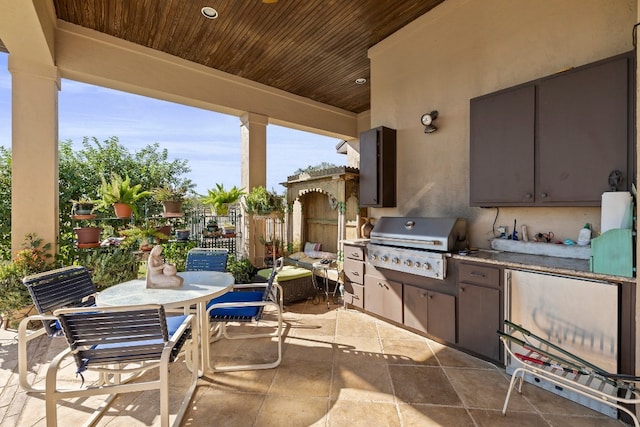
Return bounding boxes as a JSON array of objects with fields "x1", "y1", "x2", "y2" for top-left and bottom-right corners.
[
  {"x1": 364, "y1": 273, "x2": 403, "y2": 324},
  {"x1": 404, "y1": 284, "x2": 455, "y2": 343},
  {"x1": 457, "y1": 262, "x2": 503, "y2": 362},
  {"x1": 343, "y1": 244, "x2": 365, "y2": 309}
]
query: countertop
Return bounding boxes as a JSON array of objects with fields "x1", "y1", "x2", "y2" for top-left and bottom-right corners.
[
  {"x1": 452, "y1": 249, "x2": 635, "y2": 283},
  {"x1": 342, "y1": 239, "x2": 635, "y2": 283}
]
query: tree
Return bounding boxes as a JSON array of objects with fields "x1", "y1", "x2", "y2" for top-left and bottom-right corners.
[{"x1": 292, "y1": 162, "x2": 339, "y2": 175}]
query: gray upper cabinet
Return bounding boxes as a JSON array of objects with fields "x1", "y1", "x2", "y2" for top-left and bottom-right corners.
[
  {"x1": 360, "y1": 126, "x2": 396, "y2": 207},
  {"x1": 470, "y1": 85, "x2": 535, "y2": 206},
  {"x1": 470, "y1": 52, "x2": 633, "y2": 207}
]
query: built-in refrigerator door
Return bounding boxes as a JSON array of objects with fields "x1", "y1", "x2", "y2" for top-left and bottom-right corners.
[{"x1": 505, "y1": 269, "x2": 619, "y2": 418}]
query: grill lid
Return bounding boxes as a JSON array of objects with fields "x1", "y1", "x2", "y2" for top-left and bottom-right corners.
[{"x1": 369, "y1": 217, "x2": 468, "y2": 252}]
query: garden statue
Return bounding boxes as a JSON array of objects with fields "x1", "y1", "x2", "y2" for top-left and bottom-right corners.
[{"x1": 146, "y1": 245, "x2": 184, "y2": 288}]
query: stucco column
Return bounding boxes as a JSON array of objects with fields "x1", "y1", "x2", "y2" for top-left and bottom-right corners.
[
  {"x1": 240, "y1": 112, "x2": 268, "y2": 265},
  {"x1": 8, "y1": 56, "x2": 60, "y2": 255}
]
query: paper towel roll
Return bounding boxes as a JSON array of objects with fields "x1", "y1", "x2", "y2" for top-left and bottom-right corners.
[{"x1": 601, "y1": 191, "x2": 633, "y2": 233}]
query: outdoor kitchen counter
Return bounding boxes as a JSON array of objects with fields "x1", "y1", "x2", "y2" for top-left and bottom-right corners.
[{"x1": 453, "y1": 249, "x2": 636, "y2": 283}]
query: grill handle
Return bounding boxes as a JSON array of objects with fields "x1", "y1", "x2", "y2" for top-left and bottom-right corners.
[{"x1": 371, "y1": 237, "x2": 443, "y2": 247}]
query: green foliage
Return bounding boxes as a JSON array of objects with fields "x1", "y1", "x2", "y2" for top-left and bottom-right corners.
[
  {"x1": 153, "y1": 184, "x2": 187, "y2": 202},
  {"x1": 0, "y1": 148, "x2": 12, "y2": 260},
  {"x1": 161, "y1": 241, "x2": 197, "y2": 272},
  {"x1": 226, "y1": 254, "x2": 257, "y2": 284},
  {"x1": 200, "y1": 183, "x2": 245, "y2": 215},
  {"x1": 292, "y1": 162, "x2": 339, "y2": 175},
  {"x1": 78, "y1": 247, "x2": 138, "y2": 291},
  {"x1": 120, "y1": 224, "x2": 170, "y2": 250},
  {"x1": 244, "y1": 186, "x2": 284, "y2": 215},
  {"x1": 96, "y1": 173, "x2": 153, "y2": 218},
  {"x1": 0, "y1": 234, "x2": 55, "y2": 318}
]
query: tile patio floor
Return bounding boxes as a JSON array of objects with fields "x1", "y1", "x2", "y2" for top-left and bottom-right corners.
[{"x1": 0, "y1": 299, "x2": 631, "y2": 426}]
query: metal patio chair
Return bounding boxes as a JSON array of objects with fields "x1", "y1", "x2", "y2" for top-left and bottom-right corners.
[
  {"x1": 18, "y1": 266, "x2": 98, "y2": 392},
  {"x1": 45, "y1": 304, "x2": 197, "y2": 427},
  {"x1": 205, "y1": 257, "x2": 284, "y2": 372},
  {"x1": 185, "y1": 247, "x2": 229, "y2": 272}
]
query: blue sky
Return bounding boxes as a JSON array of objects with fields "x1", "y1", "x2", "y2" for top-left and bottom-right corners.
[{"x1": 0, "y1": 53, "x2": 346, "y2": 194}]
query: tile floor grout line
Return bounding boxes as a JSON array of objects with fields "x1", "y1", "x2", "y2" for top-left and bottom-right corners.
[{"x1": 373, "y1": 318, "x2": 405, "y2": 426}]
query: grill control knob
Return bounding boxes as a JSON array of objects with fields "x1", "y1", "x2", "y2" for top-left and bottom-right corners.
[
  {"x1": 404, "y1": 260, "x2": 413, "y2": 267},
  {"x1": 415, "y1": 262, "x2": 421, "y2": 268},
  {"x1": 381, "y1": 256, "x2": 388, "y2": 262},
  {"x1": 392, "y1": 257, "x2": 400, "y2": 265},
  {"x1": 369, "y1": 254, "x2": 377, "y2": 261},
  {"x1": 424, "y1": 263, "x2": 432, "y2": 270}
]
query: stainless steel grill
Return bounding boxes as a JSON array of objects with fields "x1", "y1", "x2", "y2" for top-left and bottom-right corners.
[{"x1": 367, "y1": 217, "x2": 468, "y2": 279}]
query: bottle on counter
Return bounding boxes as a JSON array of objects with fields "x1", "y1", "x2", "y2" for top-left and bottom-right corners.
[{"x1": 577, "y1": 223, "x2": 591, "y2": 246}]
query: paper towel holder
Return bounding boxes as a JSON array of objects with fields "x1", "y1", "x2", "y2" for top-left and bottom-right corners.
[{"x1": 608, "y1": 170, "x2": 623, "y2": 191}]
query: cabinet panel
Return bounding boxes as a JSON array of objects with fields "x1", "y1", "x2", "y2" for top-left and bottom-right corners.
[
  {"x1": 458, "y1": 283, "x2": 501, "y2": 361},
  {"x1": 458, "y1": 263, "x2": 501, "y2": 289},
  {"x1": 344, "y1": 245, "x2": 365, "y2": 262},
  {"x1": 470, "y1": 85, "x2": 535, "y2": 206},
  {"x1": 343, "y1": 282, "x2": 364, "y2": 309},
  {"x1": 343, "y1": 258, "x2": 364, "y2": 284},
  {"x1": 359, "y1": 126, "x2": 396, "y2": 207},
  {"x1": 364, "y1": 274, "x2": 403, "y2": 323},
  {"x1": 537, "y1": 56, "x2": 629, "y2": 204},
  {"x1": 404, "y1": 284, "x2": 455, "y2": 343},
  {"x1": 469, "y1": 52, "x2": 633, "y2": 207}
]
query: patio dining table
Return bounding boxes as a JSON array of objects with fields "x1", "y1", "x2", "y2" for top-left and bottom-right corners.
[{"x1": 96, "y1": 270, "x2": 235, "y2": 376}]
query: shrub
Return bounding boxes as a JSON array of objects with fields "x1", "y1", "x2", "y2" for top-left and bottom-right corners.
[
  {"x1": 0, "y1": 234, "x2": 54, "y2": 326},
  {"x1": 79, "y1": 247, "x2": 139, "y2": 290},
  {"x1": 226, "y1": 255, "x2": 258, "y2": 284},
  {"x1": 161, "y1": 241, "x2": 197, "y2": 272}
]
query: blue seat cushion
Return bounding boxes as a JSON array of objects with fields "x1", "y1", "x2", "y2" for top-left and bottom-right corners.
[
  {"x1": 166, "y1": 315, "x2": 189, "y2": 337},
  {"x1": 207, "y1": 291, "x2": 264, "y2": 318}
]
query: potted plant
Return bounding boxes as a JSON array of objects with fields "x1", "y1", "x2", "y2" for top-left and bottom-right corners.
[
  {"x1": 70, "y1": 199, "x2": 95, "y2": 217},
  {"x1": 153, "y1": 184, "x2": 187, "y2": 217},
  {"x1": 244, "y1": 186, "x2": 284, "y2": 216},
  {"x1": 121, "y1": 224, "x2": 170, "y2": 251},
  {"x1": 96, "y1": 173, "x2": 153, "y2": 219},
  {"x1": 200, "y1": 183, "x2": 246, "y2": 216},
  {"x1": 73, "y1": 221, "x2": 102, "y2": 248}
]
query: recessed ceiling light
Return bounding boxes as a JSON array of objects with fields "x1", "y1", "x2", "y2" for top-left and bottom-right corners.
[
  {"x1": 201, "y1": 7, "x2": 219, "y2": 19},
  {"x1": 355, "y1": 78, "x2": 367, "y2": 85}
]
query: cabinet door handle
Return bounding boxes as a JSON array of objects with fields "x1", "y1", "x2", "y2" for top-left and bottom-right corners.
[
  {"x1": 525, "y1": 193, "x2": 533, "y2": 199},
  {"x1": 470, "y1": 272, "x2": 486, "y2": 278},
  {"x1": 351, "y1": 252, "x2": 360, "y2": 257},
  {"x1": 541, "y1": 192, "x2": 548, "y2": 198},
  {"x1": 460, "y1": 287, "x2": 465, "y2": 292},
  {"x1": 421, "y1": 292, "x2": 428, "y2": 298},
  {"x1": 351, "y1": 271, "x2": 360, "y2": 276}
]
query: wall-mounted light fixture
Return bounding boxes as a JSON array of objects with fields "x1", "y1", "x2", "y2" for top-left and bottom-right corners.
[{"x1": 420, "y1": 110, "x2": 439, "y2": 133}]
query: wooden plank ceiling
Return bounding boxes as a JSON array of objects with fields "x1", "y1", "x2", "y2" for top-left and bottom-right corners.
[{"x1": 49, "y1": 0, "x2": 444, "y2": 114}]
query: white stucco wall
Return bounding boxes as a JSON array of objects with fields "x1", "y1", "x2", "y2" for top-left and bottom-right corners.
[{"x1": 368, "y1": 0, "x2": 636, "y2": 248}]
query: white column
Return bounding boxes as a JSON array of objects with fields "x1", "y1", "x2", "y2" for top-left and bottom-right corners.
[{"x1": 9, "y1": 56, "x2": 60, "y2": 255}]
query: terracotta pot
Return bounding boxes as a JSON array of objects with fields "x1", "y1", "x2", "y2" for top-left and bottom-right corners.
[
  {"x1": 361, "y1": 218, "x2": 374, "y2": 238},
  {"x1": 162, "y1": 200, "x2": 184, "y2": 217},
  {"x1": 74, "y1": 226, "x2": 102, "y2": 244},
  {"x1": 155, "y1": 225, "x2": 172, "y2": 243},
  {"x1": 113, "y1": 203, "x2": 133, "y2": 218}
]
